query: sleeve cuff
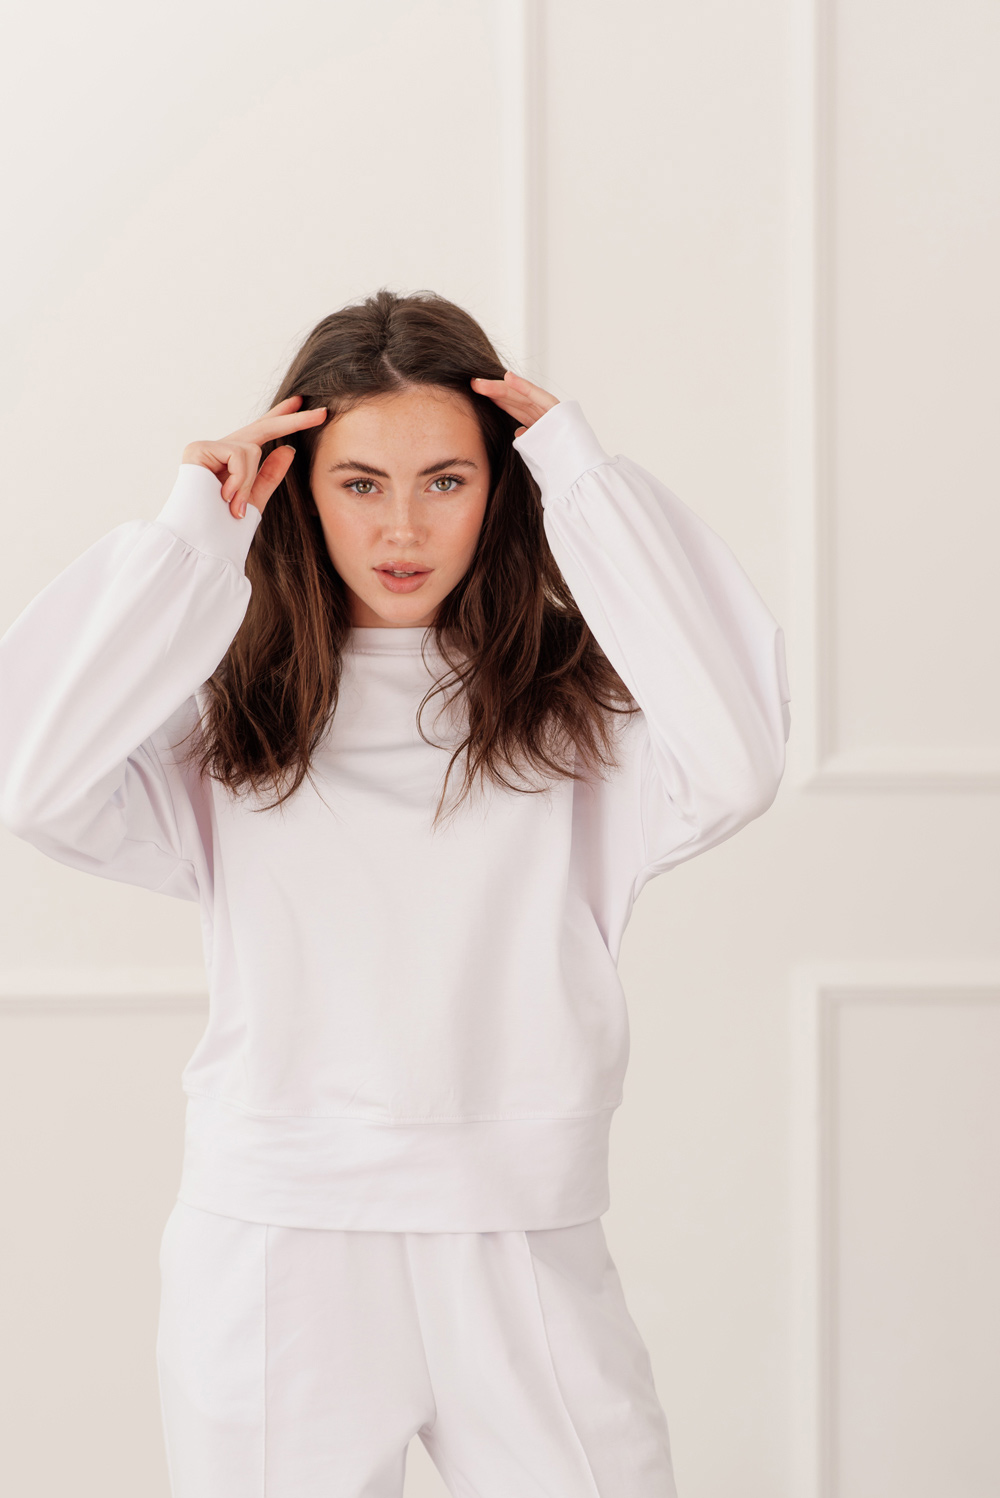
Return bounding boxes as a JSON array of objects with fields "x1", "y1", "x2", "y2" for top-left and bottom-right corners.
[
  {"x1": 512, "y1": 400, "x2": 614, "y2": 501},
  {"x1": 153, "y1": 464, "x2": 264, "y2": 571}
]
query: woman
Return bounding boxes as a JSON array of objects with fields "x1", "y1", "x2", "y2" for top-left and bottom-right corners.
[{"x1": 0, "y1": 289, "x2": 790, "y2": 1497}]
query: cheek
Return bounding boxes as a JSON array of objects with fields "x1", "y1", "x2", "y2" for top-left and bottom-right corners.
[
  {"x1": 312, "y1": 497, "x2": 367, "y2": 557},
  {"x1": 446, "y1": 490, "x2": 490, "y2": 560}
]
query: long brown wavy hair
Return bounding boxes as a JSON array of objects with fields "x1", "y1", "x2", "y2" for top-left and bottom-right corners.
[{"x1": 188, "y1": 288, "x2": 640, "y2": 825}]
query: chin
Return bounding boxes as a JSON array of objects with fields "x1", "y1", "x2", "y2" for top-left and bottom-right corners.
[{"x1": 355, "y1": 592, "x2": 441, "y2": 629}]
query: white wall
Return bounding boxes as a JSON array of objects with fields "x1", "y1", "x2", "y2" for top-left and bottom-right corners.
[{"x1": 1, "y1": 3, "x2": 997, "y2": 1496}]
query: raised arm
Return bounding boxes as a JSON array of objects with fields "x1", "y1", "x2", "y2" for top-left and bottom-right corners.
[
  {"x1": 0, "y1": 398, "x2": 326, "y2": 898},
  {"x1": 473, "y1": 373, "x2": 791, "y2": 892}
]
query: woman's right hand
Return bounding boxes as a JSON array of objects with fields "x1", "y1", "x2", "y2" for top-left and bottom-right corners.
[{"x1": 182, "y1": 396, "x2": 328, "y2": 519}]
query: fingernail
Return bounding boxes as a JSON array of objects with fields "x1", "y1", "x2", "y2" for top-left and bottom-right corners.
[{"x1": 237, "y1": 501, "x2": 246, "y2": 518}]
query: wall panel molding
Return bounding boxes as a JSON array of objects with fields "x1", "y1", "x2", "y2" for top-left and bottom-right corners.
[
  {"x1": 0, "y1": 967, "x2": 208, "y2": 1015},
  {"x1": 786, "y1": 0, "x2": 1000, "y2": 794},
  {"x1": 493, "y1": 0, "x2": 545, "y2": 378},
  {"x1": 789, "y1": 961, "x2": 1000, "y2": 1498}
]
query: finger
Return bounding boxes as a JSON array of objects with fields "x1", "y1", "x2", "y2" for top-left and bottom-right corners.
[
  {"x1": 234, "y1": 405, "x2": 327, "y2": 444},
  {"x1": 219, "y1": 444, "x2": 260, "y2": 512},
  {"x1": 221, "y1": 449, "x2": 247, "y2": 509},
  {"x1": 501, "y1": 369, "x2": 559, "y2": 411},
  {"x1": 470, "y1": 376, "x2": 536, "y2": 412},
  {"x1": 234, "y1": 443, "x2": 262, "y2": 513},
  {"x1": 262, "y1": 395, "x2": 303, "y2": 418},
  {"x1": 470, "y1": 376, "x2": 547, "y2": 423},
  {"x1": 474, "y1": 386, "x2": 544, "y2": 427},
  {"x1": 472, "y1": 371, "x2": 558, "y2": 410},
  {"x1": 244, "y1": 445, "x2": 296, "y2": 515},
  {"x1": 470, "y1": 377, "x2": 510, "y2": 398}
]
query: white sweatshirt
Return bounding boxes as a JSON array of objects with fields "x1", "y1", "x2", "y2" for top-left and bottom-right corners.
[{"x1": 0, "y1": 400, "x2": 790, "y2": 1231}]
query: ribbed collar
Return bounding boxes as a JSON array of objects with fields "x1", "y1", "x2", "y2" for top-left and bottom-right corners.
[{"x1": 344, "y1": 626, "x2": 445, "y2": 656}]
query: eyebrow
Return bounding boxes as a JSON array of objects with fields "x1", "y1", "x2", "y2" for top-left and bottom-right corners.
[{"x1": 326, "y1": 457, "x2": 480, "y2": 478}]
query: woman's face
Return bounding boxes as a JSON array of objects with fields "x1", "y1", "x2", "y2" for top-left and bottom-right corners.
[{"x1": 309, "y1": 384, "x2": 491, "y2": 628}]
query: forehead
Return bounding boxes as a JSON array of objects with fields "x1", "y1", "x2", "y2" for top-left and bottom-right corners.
[{"x1": 315, "y1": 385, "x2": 485, "y2": 465}]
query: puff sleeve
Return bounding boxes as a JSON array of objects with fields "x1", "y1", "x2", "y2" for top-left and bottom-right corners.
[
  {"x1": 0, "y1": 466, "x2": 262, "y2": 900},
  {"x1": 513, "y1": 400, "x2": 790, "y2": 898}
]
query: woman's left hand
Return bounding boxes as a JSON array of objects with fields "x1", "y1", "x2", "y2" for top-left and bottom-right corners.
[{"x1": 470, "y1": 370, "x2": 559, "y2": 438}]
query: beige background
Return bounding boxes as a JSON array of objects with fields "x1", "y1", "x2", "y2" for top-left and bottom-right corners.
[{"x1": 1, "y1": 2, "x2": 998, "y2": 1495}]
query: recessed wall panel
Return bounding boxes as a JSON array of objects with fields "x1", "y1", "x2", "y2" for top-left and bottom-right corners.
[
  {"x1": 830, "y1": 0, "x2": 1000, "y2": 766},
  {"x1": 0, "y1": 1004, "x2": 206, "y2": 1498},
  {"x1": 832, "y1": 991, "x2": 1000, "y2": 1497}
]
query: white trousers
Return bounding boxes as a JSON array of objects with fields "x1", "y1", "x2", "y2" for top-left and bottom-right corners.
[{"x1": 156, "y1": 1200, "x2": 678, "y2": 1498}]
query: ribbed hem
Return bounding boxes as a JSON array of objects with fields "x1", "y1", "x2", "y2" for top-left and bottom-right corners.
[
  {"x1": 512, "y1": 400, "x2": 614, "y2": 502},
  {"x1": 177, "y1": 1093, "x2": 615, "y2": 1232},
  {"x1": 153, "y1": 464, "x2": 263, "y2": 570}
]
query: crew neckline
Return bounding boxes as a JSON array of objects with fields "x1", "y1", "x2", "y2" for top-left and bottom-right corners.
[{"x1": 345, "y1": 626, "x2": 443, "y2": 656}]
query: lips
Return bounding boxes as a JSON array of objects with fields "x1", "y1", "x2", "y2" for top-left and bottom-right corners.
[{"x1": 375, "y1": 566, "x2": 433, "y2": 593}]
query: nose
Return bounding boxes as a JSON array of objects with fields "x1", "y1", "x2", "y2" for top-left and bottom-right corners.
[{"x1": 382, "y1": 491, "x2": 426, "y2": 547}]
